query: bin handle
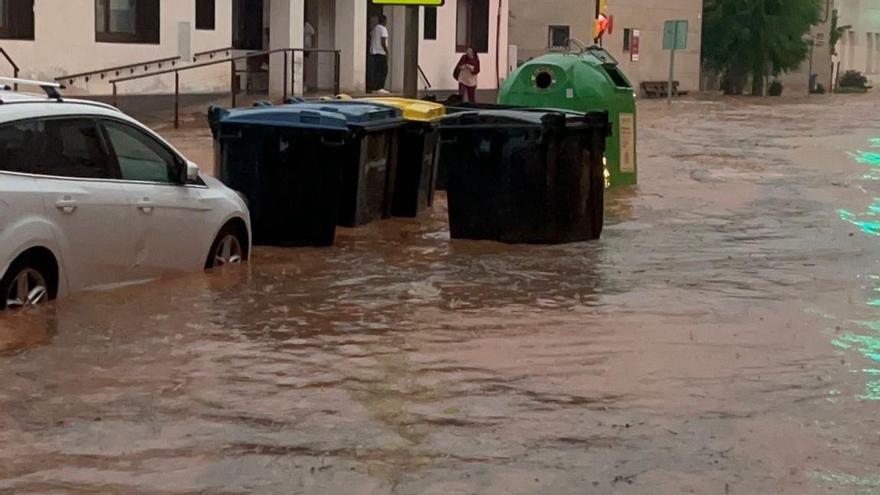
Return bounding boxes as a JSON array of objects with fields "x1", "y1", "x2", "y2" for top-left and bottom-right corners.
[
  {"x1": 320, "y1": 135, "x2": 346, "y2": 147},
  {"x1": 440, "y1": 136, "x2": 458, "y2": 144}
]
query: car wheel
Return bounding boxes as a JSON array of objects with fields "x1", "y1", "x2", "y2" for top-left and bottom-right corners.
[
  {"x1": 0, "y1": 258, "x2": 53, "y2": 311},
  {"x1": 206, "y1": 225, "x2": 247, "y2": 269}
]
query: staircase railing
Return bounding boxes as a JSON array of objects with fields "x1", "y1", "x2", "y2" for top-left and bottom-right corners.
[
  {"x1": 56, "y1": 56, "x2": 181, "y2": 86},
  {"x1": 109, "y1": 48, "x2": 341, "y2": 128},
  {"x1": 418, "y1": 65, "x2": 431, "y2": 90},
  {"x1": 0, "y1": 47, "x2": 20, "y2": 90},
  {"x1": 193, "y1": 46, "x2": 234, "y2": 62}
]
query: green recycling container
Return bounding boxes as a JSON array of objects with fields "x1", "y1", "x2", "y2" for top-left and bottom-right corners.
[{"x1": 498, "y1": 46, "x2": 637, "y2": 188}]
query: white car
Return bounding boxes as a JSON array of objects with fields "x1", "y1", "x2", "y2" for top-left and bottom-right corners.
[{"x1": 0, "y1": 79, "x2": 251, "y2": 310}]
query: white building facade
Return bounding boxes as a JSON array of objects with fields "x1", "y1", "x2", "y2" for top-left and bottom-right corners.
[
  {"x1": 835, "y1": 0, "x2": 880, "y2": 83},
  {"x1": 0, "y1": 0, "x2": 508, "y2": 97},
  {"x1": 508, "y1": 0, "x2": 703, "y2": 93}
]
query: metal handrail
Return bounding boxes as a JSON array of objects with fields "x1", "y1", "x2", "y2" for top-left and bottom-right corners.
[
  {"x1": 0, "y1": 48, "x2": 20, "y2": 90},
  {"x1": 56, "y1": 56, "x2": 181, "y2": 85},
  {"x1": 193, "y1": 46, "x2": 234, "y2": 62},
  {"x1": 109, "y1": 48, "x2": 342, "y2": 128},
  {"x1": 418, "y1": 65, "x2": 431, "y2": 90}
]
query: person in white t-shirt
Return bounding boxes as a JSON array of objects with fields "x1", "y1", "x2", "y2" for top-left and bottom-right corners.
[
  {"x1": 304, "y1": 21, "x2": 316, "y2": 49},
  {"x1": 368, "y1": 15, "x2": 390, "y2": 94},
  {"x1": 303, "y1": 20, "x2": 316, "y2": 93}
]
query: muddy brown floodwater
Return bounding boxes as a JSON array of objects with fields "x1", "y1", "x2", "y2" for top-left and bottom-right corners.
[{"x1": 3, "y1": 94, "x2": 880, "y2": 495}]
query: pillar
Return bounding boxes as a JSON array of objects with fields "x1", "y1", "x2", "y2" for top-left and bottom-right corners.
[
  {"x1": 388, "y1": 6, "x2": 407, "y2": 93},
  {"x1": 269, "y1": 0, "x2": 305, "y2": 98},
  {"x1": 335, "y1": 0, "x2": 367, "y2": 94}
]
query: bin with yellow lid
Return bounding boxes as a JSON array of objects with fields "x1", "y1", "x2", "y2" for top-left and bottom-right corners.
[{"x1": 362, "y1": 97, "x2": 445, "y2": 217}]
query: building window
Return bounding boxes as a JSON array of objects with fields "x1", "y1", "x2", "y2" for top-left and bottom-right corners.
[
  {"x1": 196, "y1": 0, "x2": 215, "y2": 30},
  {"x1": 0, "y1": 0, "x2": 34, "y2": 40},
  {"x1": 456, "y1": 0, "x2": 489, "y2": 53},
  {"x1": 95, "y1": 0, "x2": 160, "y2": 44},
  {"x1": 623, "y1": 28, "x2": 631, "y2": 52},
  {"x1": 548, "y1": 25, "x2": 569, "y2": 49},
  {"x1": 424, "y1": 6, "x2": 437, "y2": 40}
]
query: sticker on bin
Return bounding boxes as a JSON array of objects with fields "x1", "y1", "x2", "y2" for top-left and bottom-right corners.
[{"x1": 619, "y1": 113, "x2": 636, "y2": 173}]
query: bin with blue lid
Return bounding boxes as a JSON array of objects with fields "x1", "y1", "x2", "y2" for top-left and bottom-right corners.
[
  {"x1": 361, "y1": 97, "x2": 445, "y2": 218},
  {"x1": 209, "y1": 105, "x2": 350, "y2": 247},
  {"x1": 283, "y1": 100, "x2": 405, "y2": 227},
  {"x1": 439, "y1": 108, "x2": 611, "y2": 244}
]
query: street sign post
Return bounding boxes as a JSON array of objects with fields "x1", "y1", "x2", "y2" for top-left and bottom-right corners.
[{"x1": 662, "y1": 19, "x2": 688, "y2": 105}]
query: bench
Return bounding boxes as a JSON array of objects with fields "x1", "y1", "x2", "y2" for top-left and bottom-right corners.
[{"x1": 640, "y1": 81, "x2": 689, "y2": 98}]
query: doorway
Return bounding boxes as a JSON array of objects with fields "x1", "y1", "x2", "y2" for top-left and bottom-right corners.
[
  {"x1": 232, "y1": 0, "x2": 269, "y2": 96},
  {"x1": 366, "y1": 1, "x2": 388, "y2": 92},
  {"x1": 233, "y1": 0, "x2": 265, "y2": 50}
]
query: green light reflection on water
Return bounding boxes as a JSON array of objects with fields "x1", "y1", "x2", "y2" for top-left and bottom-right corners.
[
  {"x1": 833, "y1": 139, "x2": 880, "y2": 401},
  {"x1": 839, "y1": 209, "x2": 880, "y2": 236},
  {"x1": 851, "y1": 151, "x2": 880, "y2": 165},
  {"x1": 840, "y1": 145, "x2": 880, "y2": 234},
  {"x1": 810, "y1": 470, "x2": 880, "y2": 494}
]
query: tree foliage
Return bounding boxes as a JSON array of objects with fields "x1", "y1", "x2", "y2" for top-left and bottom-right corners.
[{"x1": 702, "y1": 0, "x2": 822, "y2": 95}]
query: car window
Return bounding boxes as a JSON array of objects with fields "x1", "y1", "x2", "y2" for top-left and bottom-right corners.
[
  {"x1": 0, "y1": 120, "x2": 43, "y2": 174},
  {"x1": 42, "y1": 118, "x2": 113, "y2": 179},
  {"x1": 102, "y1": 120, "x2": 178, "y2": 183}
]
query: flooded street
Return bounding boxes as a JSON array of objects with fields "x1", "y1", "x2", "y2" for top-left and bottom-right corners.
[{"x1": 3, "y1": 94, "x2": 880, "y2": 494}]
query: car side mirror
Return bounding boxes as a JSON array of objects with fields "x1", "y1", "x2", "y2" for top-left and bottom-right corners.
[{"x1": 186, "y1": 161, "x2": 200, "y2": 183}]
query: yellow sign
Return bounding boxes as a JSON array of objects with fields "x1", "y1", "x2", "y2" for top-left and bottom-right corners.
[{"x1": 371, "y1": 0, "x2": 445, "y2": 5}]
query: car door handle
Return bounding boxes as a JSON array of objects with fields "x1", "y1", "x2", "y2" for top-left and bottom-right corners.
[
  {"x1": 55, "y1": 197, "x2": 77, "y2": 214},
  {"x1": 137, "y1": 198, "x2": 154, "y2": 214}
]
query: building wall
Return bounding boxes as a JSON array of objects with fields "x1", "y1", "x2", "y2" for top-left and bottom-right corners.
[
  {"x1": 778, "y1": 0, "x2": 834, "y2": 95},
  {"x1": 418, "y1": 0, "x2": 509, "y2": 92},
  {"x1": 508, "y1": 0, "x2": 593, "y2": 63},
  {"x1": 0, "y1": 0, "x2": 508, "y2": 97},
  {"x1": 836, "y1": 0, "x2": 880, "y2": 83},
  {"x1": 0, "y1": 0, "x2": 233, "y2": 95},
  {"x1": 374, "y1": 1, "x2": 509, "y2": 94},
  {"x1": 508, "y1": 0, "x2": 703, "y2": 93}
]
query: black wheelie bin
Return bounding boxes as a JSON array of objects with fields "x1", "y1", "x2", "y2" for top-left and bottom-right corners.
[
  {"x1": 285, "y1": 101, "x2": 405, "y2": 227},
  {"x1": 209, "y1": 105, "x2": 352, "y2": 247},
  {"x1": 363, "y1": 97, "x2": 445, "y2": 217},
  {"x1": 438, "y1": 109, "x2": 611, "y2": 244}
]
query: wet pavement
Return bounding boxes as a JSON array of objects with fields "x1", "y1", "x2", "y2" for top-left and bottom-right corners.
[{"x1": 3, "y1": 94, "x2": 880, "y2": 494}]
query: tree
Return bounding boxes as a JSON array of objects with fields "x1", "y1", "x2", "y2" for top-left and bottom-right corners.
[{"x1": 703, "y1": 0, "x2": 822, "y2": 96}]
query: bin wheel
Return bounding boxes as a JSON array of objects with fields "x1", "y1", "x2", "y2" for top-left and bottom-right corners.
[
  {"x1": 1, "y1": 255, "x2": 56, "y2": 310},
  {"x1": 206, "y1": 224, "x2": 248, "y2": 269}
]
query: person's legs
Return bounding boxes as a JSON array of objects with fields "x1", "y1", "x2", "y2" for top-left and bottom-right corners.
[
  {"x1": 367, "y1": 55, "x2": 377, "y2": 92},
  {"x1": 459, "y1": 83, "x2": 476, "y2": 103},
  {"x1": 377, "y1": 55, "x2": 388, "y2": 91},
  {"x1": 466, "y1": 85, "x2": 477, "y2": 103}
]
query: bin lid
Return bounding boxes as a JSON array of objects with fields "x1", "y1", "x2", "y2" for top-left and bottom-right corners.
[
  {"x1": 440, "y1": 109, "x2": 564, "y2": 127},
  {"x1": 362, "y1": 97, "x2": 445, "y2": 122},
  {"x1": 216, "y1": 106, "x2": 351, "y2": 132},
  {"x1": 440, "y1": 109, "x2": 610, "y2": 134},
  {"x1": 287, "y1": 101, "x2": 405, "y2": 131}
]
